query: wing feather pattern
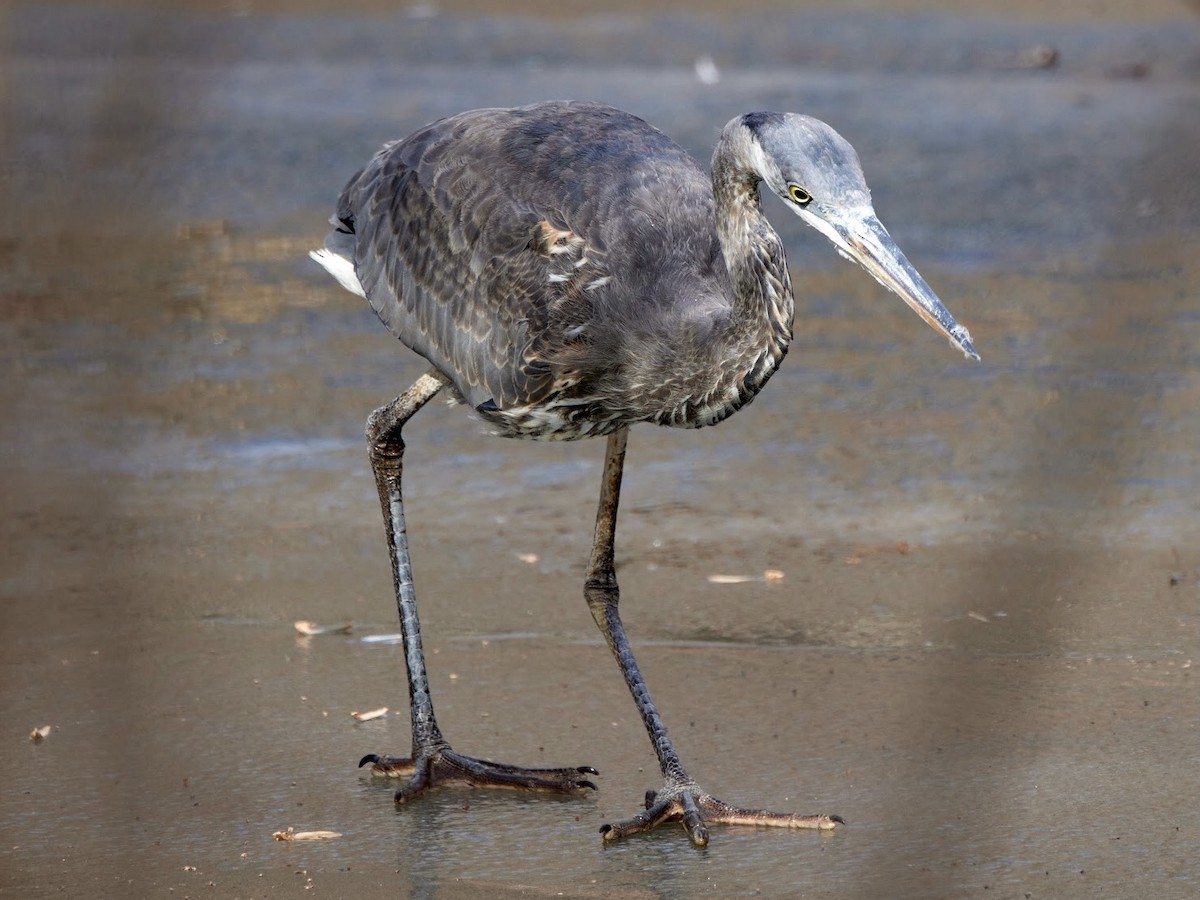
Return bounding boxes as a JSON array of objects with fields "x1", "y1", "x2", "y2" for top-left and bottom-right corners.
[{"x1": 321, "y1": 101, "x2": 728, "y2": 431}]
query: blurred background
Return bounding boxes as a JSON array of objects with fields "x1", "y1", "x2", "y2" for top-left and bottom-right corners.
[{"x1": 2, "y1": 1, "x2": 1199, "y2": 897}]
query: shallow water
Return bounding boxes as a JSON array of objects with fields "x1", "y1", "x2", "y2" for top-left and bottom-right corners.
[{"x1": 2, "y1": 2, "x2": 1200, "y2": 898}]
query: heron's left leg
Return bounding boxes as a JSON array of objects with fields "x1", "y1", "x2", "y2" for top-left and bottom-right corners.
[
  {"x1": 360, "y1": 368, "x2": 598, "y2": 799},
  {"x1": 586, "y1": 429, "x2": 844, "y2": 847}
]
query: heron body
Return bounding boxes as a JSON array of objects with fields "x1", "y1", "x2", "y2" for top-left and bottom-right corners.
[{"x1": 312, "y1": 100, "x2": 976, "y2": 846}]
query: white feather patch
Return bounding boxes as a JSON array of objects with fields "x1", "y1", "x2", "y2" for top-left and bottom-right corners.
[{"x1": 309, "y1": 248, "x2": 366, "y2": 298}]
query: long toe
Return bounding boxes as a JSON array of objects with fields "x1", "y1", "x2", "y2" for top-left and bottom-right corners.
[
  {"x1": 697, "y1": 794, "x2": 844, "y2": 830},
  {"x1": 601, "y1": 782, "x2": 842, "y2": 847},
  {"x1": 435, "y1": 750, "x2": 599, "y2": 793},
  {"x1": 359, "y1": 748, "x2": 598, "y2": 797},
  {"x1": 359, "y1": 753, "x2": 417, "y2": 777}
]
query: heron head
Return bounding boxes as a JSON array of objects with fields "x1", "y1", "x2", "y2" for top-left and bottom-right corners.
[{"x1": 736, "y1": 112, "x2": 979, "y2": 361}]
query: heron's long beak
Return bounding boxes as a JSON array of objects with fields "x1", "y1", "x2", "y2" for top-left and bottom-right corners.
[{"x1": 802, "y1": 207, "x2": 979, "y2": 361}]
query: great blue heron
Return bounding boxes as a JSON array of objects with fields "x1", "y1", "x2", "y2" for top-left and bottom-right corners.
[{"x1": 311, "y1": 100, "x2": 978, "y2": 847}]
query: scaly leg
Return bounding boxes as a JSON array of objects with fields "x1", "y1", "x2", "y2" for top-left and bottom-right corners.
[
  {"x1": 359, "y1": 369, "x2": 597, "y2": 799},
  {"x1": 586, "y1": 429, "x2": 843, "y2": 846}
]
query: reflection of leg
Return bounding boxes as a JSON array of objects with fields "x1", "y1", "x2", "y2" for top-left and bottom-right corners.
[
  {"x1": 361, "y1": 369, "x2": 597, "y2": 800},
  {"x1": 585, "y1": 429, "x2": 843, "y2": 846}
]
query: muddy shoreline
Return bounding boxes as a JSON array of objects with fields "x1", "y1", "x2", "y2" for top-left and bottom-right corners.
[{"x1": 3, "y1": 1, "x2": 1199, "y2": 897}]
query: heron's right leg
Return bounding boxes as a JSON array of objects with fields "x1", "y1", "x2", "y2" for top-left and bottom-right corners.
[
  {"x1": 587, "y1": 429, "x2": 842, "y2": 846},
  {"x1": 359, "y1": 368, "x2": 597, "y2": 800}
]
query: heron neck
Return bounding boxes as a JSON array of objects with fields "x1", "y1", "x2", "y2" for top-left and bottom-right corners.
[{"x1": 710, "y1": 151, "x2": 794, "y2": 362}]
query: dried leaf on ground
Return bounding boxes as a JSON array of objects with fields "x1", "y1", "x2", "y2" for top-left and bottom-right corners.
[
  {"x1": 708, "y1": 570, "x2": 786, "y2": 584},
  {"x1": 294, "y1": 620, "x2": 353, "y2": 636},
  {"x1": 273, "y1": 827, "x2": 343, "y2": 842}
]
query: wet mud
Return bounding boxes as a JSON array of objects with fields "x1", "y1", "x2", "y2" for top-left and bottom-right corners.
[{"x1": 2, "y1": 1, "x2": 1199, "y2": 897}]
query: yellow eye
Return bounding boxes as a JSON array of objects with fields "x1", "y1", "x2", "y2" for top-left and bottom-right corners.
[{"x1": 788, "y1": 184, "x2": 812, "y2": 205}]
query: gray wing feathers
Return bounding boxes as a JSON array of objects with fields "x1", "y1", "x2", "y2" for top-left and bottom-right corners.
[
  {"x1": 326, "y1": 101, "x2": 723, "y2": 414},
  {"x1": 336, "y1": 111, "x2": 572, "y2": 410}
]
